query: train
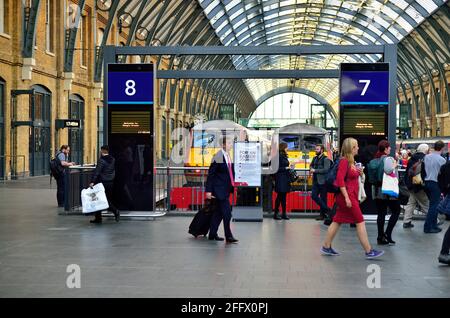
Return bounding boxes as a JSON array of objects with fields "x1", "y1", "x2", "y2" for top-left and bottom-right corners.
[
  {"x1": 183, "y1": 121, "x2": 331, "y2": 187},
  {"x1": 184, "y1": 120, "x2": 271, "y2": 185},
  {"x1": 396, "y1": 137, "x2": 450, "y2": 153}
]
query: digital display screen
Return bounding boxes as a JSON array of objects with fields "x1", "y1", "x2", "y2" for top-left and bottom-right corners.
[
  {"x1": 110, "y1": 111, "x2": 151, "y2": 134},
  {"x1": 342, "y1": 108, "x2": 386, "y2": 136}
]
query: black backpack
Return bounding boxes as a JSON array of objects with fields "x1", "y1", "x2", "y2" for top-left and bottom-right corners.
[
  {"x1": 50, "y1": 152, "x2": 64, "y2": 179},
  {"x1": 325, "y1": 158, "x2": 340, "y2": 193}
]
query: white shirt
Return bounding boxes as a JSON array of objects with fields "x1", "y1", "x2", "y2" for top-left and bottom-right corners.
[{"x1": 221, "y1": 149, "x2": 231, "y2": 166}]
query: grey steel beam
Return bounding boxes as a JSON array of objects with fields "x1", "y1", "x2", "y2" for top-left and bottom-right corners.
[
  {"x1": 414, "y1": 29, "x2": 450, "y2": 111},
  {"x1": 23, "y1": 0, "x2": 41, "y2": 58},
  {"x1": 401, "y1": 41, "x2": 437, "y2": 115},
  {"x1": 384, "y1": 45, "x2": 398, "y2": 156},
  {"x1": 398, "y1": 65, "x2": 420, "y2": 121},
  {"x1": 157, "y1": 69, "x2": 340, "y2": 79},
  {"x1": 427, "y1": 15, "x2": 450, "y2": 53},
  {"x1": 124, "y1": 0, "x2": 150, "y2": 46},
  {"x1": 398, "y1": 51, "x2": 430, "y2": 117},
  {"x1": 112, "y1": 45, "x2": 386, "y2": 56},
  {"x1": 144, "y1": 0, "x2": 171, "y2": 46},
  {"x1": 94, "y1": 0, "x2": 120, "y2": 82},
  {"x1": 64, "y1": 0, "x2": 86, "y2": 72}
]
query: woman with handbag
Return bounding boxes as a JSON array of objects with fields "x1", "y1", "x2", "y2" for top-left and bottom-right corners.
[
  {"x1": 372, "y1": 140, "x2": 401, "y2": 245},
  {"x1": 321, "y1": 138, "x2": 384, "y2": 259},
  {"x1": 273, "y1": 142, "x2": 293, "y2": 220}
]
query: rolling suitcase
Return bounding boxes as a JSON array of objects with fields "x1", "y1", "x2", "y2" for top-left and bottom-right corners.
[{"x1": 188, "y1": 199, "x2": 215, "y2": 237}]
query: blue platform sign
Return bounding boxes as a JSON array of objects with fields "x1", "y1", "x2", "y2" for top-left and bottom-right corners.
[
  {"x1": 108, "y1": 64, "x2": 154, "y2": 105},
  {"x1": 340, "y1": 64, "x2": 389, "y2": 105}
]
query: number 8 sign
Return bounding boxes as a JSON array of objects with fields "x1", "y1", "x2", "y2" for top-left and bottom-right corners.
[{"x1": 108, "y1": 65, "x2": 154, "y2": 105}]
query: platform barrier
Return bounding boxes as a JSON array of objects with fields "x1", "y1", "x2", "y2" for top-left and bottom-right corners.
[{"x1": 62, "y1": 166, "x2": 333, "y2": 215}]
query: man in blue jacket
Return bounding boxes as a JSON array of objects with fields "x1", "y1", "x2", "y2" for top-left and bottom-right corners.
[{"x1": 205, "y1": 136, "x2": 238, "y2": 243}]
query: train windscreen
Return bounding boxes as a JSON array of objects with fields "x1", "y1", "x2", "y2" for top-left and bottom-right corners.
[
  {"x1": 193, "y1": 132, "x2": 216, "y2": 148},
  {"x1": 302, "y1": 135, "x2": 323, "y2": 151},
  {"x1": 280, "y1": 135, "x2": 301, "y2": 151}
]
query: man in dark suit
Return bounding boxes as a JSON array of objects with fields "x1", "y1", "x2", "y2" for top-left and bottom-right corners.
[
  {"x1": 310, "y1": 144, "x2": 332, "y2": 220},
  {"x1": 205, "y1": 136, "x2": 238, "y2": 243}
]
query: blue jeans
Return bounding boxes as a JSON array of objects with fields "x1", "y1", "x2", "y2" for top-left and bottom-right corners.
[
  {"x1": 312, "y1": 183, "x2": 328, "y2": 215},
  {"x1": 424, "y1": 181, "x2": 441, "y2": 232}
]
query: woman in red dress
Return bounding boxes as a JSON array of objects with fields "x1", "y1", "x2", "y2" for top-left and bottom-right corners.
[{"x1": 321, "y1": 138, "x2": 384, "y2": 259}]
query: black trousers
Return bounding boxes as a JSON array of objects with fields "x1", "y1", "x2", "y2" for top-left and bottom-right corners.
[
  {"x1": 375, "y1": 199, "x2": 401, "y2": 239},
  {"x1": 56, "y1": 175, "x2": 65, "y2": 207},
  {"x1": 441, "y1": 225, "x2": 450, "y2": 255},
  {"x1": 94, "y1": 182, "x2": 118, "y2": 219},
  {"x1": 209, "y1": 199, "x2": 233, "y2": 239},
  {"x1": 312, "y1": 183, "x2": 328, "y2": 216},
  {"x1": 275, "y1": 192, "x2": 287, "y2": 214}
]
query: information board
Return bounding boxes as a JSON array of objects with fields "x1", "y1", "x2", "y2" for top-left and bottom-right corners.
[
  {"x1": 107, "y1": 63, "x2": 154, "y2": 211},
  {"x1": 234, "y1": 142, "x2": 261, "y2": 187}
]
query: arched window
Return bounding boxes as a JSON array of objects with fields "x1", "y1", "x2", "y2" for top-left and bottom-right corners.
[
  {"x1": 0, "y1": 0, "x2": 9, "y2": 34},
  {"x1": 425, "y1": 92, "x2": 430, "y2": 117},
  {"x1": 0, "y1": 77, "x2": 5, "y2": 178},
  {"x1": 415, "y1": 94, "x2": 421, "y2": 118},
  {"x1": 435, "y1": 88, "x2": 441, "y2": 114},
  {"x1": 69, "y1": 94, "x2": 84, "y2": 165},
  {"x1": 45, "y1": 0, "x2": 54, "y2": 52},
  {"x1": 97, "y1": 28, "x2": 104, "y2": 47},
  {"x1": 249, "y1": 92, "x2": 334, "y2": 128},
  {"x1": 161, "y1": 116, "x2": 166, "y2": 160},
  {"x1": 170, "y1": 118, "x2": 175, "y2": 153},
  {"x1": 30, "y1": 85, "x2": 52, "y2": 176},
  {"x1": 80, "y1": 14, "x2": 88, "y2": 67}
]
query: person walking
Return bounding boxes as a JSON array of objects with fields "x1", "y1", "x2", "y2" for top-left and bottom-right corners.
[
  {"x1": 205, "y1": 136, "x2": 238, "y2": 243},
  {"x1": 424, "y1": 140, "x2": 446, "y2": 233},
  {"x1": 403, "y1": 143, "x2": 430, "y2": 229},
  {"x1": 273, "y1": 142, "x2": 293, "y2": 220},
  {"x1": 372, "y1": 140, "x2": 401, "y2": 245},
  {"x1": 54, "y1": 145, "x2": 75, "y2": 207},
  {"x1": 89, "y1": 145, "x2": 120, "y2": 224},
  {"x1": 321, "y1": 138, "x2": 384, "y2": 259},
  {"x1": 438, "y1": 224, "x2": 450, "y2": 265},
  {"x1": 310, "y1": 144, "x2": 332, "y2": 220}
]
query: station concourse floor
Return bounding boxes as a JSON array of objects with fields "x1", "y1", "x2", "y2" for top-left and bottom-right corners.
[{"x1": 0, "y1": 177, "x2": 449, "y2": 298}]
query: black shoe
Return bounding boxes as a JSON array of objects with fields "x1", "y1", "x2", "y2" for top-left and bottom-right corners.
[
  {"x1": 273, "y1": 214, "x2": 282, "y2": 220},
  {"x1": 424, "y1": 228, "x2": 442, "y2": 234},
  {"x1": 377, "y1": 237, "x2": 389, "y2": 245},
  {"x1": 208, "y1": 236, "x2": 224, "y2": 241},
  {"x1": 226, "y1": 237, "x2": 239, "y2": 243},
  {"x1": 281, "y1": 214, "x2": 290, "y2": 220},
  {"x1": 384, "y1": 234, "x2": 396, "y2": 245},
  {"x1": 316, "y1": 215, "x2": 325, "y2": 221},
  {"x1": 90, "y1": 219, "x2": 102, "y2": 224},
  {"x1": 438, "y1": 253, "x2": 450, "y2": 265},
  {"x1": 114, "y1": 210, "x2": 120, "y2": 222},
  {"x1": 403, "y1": 222, "x2": 414, "y2": 229}
]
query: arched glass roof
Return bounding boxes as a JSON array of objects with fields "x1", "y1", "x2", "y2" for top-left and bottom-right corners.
[
  {"x1": 197, "y1": 0, "x2": 447, "y2": 103},
  {"x1": 96, "y1": 0, "x2": 449, "y2": 116}
]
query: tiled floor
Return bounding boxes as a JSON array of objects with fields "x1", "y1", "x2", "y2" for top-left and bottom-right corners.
[{"x1": 0, "y1": 177, "x2": 449, "y2": 298}]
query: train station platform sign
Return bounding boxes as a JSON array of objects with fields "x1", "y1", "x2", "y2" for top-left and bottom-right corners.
[{"x1": 106, "y1": 64, "x2": 155, "y2": 211}]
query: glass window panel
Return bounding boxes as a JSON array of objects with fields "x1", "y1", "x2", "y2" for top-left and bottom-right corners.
[
  {"x1": 405, "y1": 6, "x2": 424, "y2": 23},
  {"x1": 390, "y1": 0, "x2": 409, "y2": 10},
  {"x1": 417, "y1": 0, "x2": 437, "y2": 13}
]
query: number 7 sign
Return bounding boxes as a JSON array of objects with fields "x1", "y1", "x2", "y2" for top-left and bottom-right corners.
[{"x1": 359, "y1": 79, "x2": 371, "y2": 96}]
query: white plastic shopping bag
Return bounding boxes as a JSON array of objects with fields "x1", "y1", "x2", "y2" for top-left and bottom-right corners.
[
  {"x1": 81, "y1": 183, "x2": 109, "y2": 213},
  {"x1": 381, "y1": 173, "x2": 399, "y2": 198}
]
